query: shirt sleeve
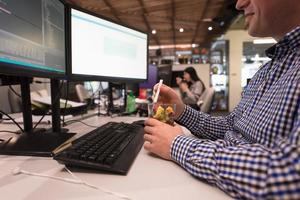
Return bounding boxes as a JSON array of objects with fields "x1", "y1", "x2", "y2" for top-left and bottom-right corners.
[
  {"x1": 171, "y1": 108, "x2": 300, "y2": 199},
  {"x1": 176, "y1": 106, "x2": 235, "y2": 140}
]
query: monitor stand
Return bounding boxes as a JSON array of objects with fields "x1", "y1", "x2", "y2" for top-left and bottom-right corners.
[
  {"x1": 0, "y1": 78, "x2": 76, "y2": 157},
  {"x1": 107, "y1": 82, "x2": 127, "y2": 115}
]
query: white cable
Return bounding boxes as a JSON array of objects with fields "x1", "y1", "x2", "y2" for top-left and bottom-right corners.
[
  {"x1": 12, "y1": 167, "x2": 132, "y2": 200},
  {"x1": 64, "y1": 166, "x2": 79, "y2": 180},
  {"x1": 64, "y1": 166, "x2": 132, "y2": 200},
  {"x1": 12, "y1": 167, "x2": 83, "y2": 184}
]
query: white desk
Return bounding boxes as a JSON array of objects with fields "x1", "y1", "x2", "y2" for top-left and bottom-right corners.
[{"x1": 0, "y1": 114, "x2": 232, "y2": 200}]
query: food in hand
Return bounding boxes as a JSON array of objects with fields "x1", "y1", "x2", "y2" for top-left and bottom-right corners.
[
  {"x1": 152, "y1": 105, "x2": 175, "y2": 125},
  {"x1": 153, "y1": 105, "x2": 164, "y2": 119}
]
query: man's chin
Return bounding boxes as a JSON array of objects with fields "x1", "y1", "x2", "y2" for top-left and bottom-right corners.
[
  {"x1": 244, "y1": 23, "x2": 256, "y2": 36},
  {"x1": 245, "y1": 24, "x2": 259, "y2": 37},
  {"x1": 247, "y1": 28, "x2": 266, "y2": 38}
]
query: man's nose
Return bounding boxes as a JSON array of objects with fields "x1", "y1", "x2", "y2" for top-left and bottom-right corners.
[{"x1": 236, "y1": 0, "x2": 249, "y2": 11}]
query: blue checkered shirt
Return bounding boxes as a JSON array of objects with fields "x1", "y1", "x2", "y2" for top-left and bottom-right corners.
[{"x1": 172, "y1": 27, "x2": 300, "y2": 200}]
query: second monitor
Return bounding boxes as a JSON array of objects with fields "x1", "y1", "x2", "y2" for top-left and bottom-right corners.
[{"x1": 68, "y1": 6, "x2": 148, "y2": 82}]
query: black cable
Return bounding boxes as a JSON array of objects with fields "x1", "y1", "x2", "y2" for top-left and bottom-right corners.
[
  {"x1": 0, "y1": 110, "x2": 24, "y2": 132},
  {"x1": 0, "y1": 130, "x2": 20, "y2": 134},
  {"x1": 1, "y1": 118, "x2": 13, "y2": 121},
  {"x1": 9, "y1": 85, "x2": 21, "y2": 98},
  {"x1": 33, "y1": 114, "x2": 47, "y2": 129},
  {"x1": 63, "y1": 119, "x2": 98, "y2": 128}
]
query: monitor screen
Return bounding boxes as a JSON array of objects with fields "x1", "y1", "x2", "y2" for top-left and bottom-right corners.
[
  {"x1": 139, "y1": 64, "x2": 158, "y2": 89},
  {"x1": 70, "y1": 8, "x2": 148, "y2": 81},
  {"x1": 0, "y1": 0, "x2": 66, "y2": 78},
  {"x1": 157, "y1": 65, "x2": 172, "y2": 87}
]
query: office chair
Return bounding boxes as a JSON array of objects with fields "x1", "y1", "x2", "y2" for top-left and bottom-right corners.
[{"x1": 197, "y1": 87, "x2": 215, "y2": 113}]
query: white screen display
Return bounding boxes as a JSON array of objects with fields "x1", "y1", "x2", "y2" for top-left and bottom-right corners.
[{"x1": 71, "y1": 9, "x2": 148, "y2": 80}]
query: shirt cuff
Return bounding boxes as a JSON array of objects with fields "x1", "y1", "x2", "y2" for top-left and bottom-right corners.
[
  {"x1": 170, "y1": 135, "x2": 197, "y2": 166},
  {"x1": 176, "y1": 105, "x2": 202, "y2": 130}
]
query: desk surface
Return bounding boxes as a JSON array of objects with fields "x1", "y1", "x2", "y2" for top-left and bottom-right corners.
[{"x1": 0, "y1": 113, "x2": 232, "y2": 200}]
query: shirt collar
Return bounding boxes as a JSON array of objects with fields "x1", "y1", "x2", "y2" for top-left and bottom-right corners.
[{"x1": 266, "y1": 26, "x2": 300, "y2": 59}]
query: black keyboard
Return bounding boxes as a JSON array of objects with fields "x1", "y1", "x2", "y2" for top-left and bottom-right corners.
[{"x1": 53, "y1": 122, "x2": 144, "y2": 175}]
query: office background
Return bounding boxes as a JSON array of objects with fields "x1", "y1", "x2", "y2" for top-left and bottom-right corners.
[{"x1": 0, "y1": 0, "x2": 274, "y2": 114}]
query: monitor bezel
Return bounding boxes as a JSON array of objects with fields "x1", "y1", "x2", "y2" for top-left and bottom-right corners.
[
  {"x1": 0, "y1": 0, "x2": 68, "y2": 80},
  {"x1": 66, "y1": 4, "x2": 149, "y2": 83}
]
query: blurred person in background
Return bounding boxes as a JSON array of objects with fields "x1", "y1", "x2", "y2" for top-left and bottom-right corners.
[{"x1": 176, "y1": 66, "x2": 205, "y2": 109}]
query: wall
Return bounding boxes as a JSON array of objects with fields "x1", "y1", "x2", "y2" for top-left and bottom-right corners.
[
  {"x1": 224, "y1": 30, "x2": 256, "y2": 111},
  {"x1": 224, "y1": 30, "x2": 275, "y2": 111}
]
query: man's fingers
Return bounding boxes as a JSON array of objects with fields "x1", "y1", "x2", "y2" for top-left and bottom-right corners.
[
  {"x1": 144, "y1": 141, "x2": 153, "y2": 151},
  {"x1": 145, "y1": 118, "x2": 164, "y2": 126},
  {"x1": 144, "y1": 125, "x2": 155, "y2": 134},
  {"x1": 144, "y1": 133, "x2": 154, "y2": 143}
]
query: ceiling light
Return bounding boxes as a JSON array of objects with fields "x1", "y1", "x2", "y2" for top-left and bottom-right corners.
[
  {"x1": 208, "y1": 26, "x2": 213, "y2": 31},
  {"x1": 253, "y1": 38, "x2": 277, "y2": 44},
  {"x1": 192, "y1": 44, "x2": 197, "y2": 48},
  {"x1": 202, "y1": 18, "x2": 212, "y2": 22},
  {"x1": 179, "y1": 28, "x2": 184, "y2": 32},
  {"x1": 151, "y1": 29, "x2": 156, "y2": 34}
]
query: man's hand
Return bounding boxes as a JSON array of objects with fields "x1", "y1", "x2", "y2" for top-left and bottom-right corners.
[
  {"x1": 153, "y1": 84, "x2": 185, "y2": 119},
  {"x1": 143, "y1": 118, "x2": 183, "y2": 160}
]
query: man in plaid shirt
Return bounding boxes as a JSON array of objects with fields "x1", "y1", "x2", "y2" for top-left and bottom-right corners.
[{"x1": 144, "y1": 0, "x2": 300, "y2": 199}]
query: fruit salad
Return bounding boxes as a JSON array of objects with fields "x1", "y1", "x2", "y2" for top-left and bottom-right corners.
[{"x1": 150, "y1": 104, "x2": 175, "y2": 125}]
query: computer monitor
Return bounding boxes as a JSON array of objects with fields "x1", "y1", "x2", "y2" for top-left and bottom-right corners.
[
  {"x1": 157, "y1": 65, "x2": 172, "y2": 87},
  {"x1": 0, "y1": 0, "x2": 66, "y2": 78},
  {"x1": 0, "y1": 0, "x2": 75, "y2": 156},
  {"x1": 139, "y1": 64, "x2": 158, "y2": 89},
  {"x1": 67, "y1": 6, "x2": 148, "y2": 82}
]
